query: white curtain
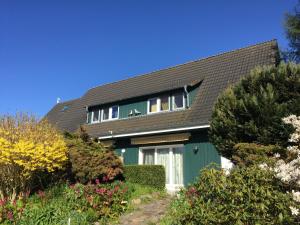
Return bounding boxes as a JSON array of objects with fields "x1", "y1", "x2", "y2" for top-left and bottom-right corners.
[
  {"x1": 172, "y1": 147, "x2": 183, "y2": 185},
  {"x1": 157, "y1": 148, "x2": 170, "y2": 184},
  {"x1": 143, "y1": 149, "x2": 154, "y2": 165}
]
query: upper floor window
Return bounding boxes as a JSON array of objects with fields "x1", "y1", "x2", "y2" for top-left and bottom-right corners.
[
  {"x1": 148, "y1": 98, "x2": 158, "y2": 113},
  {"x1": 172, "y1": 93, "x2": 185, "y2": 110},
  {"x1": 102, "y1": 105, "x2": 119, "y2": 121},
  {"x1": 160, "y1": 95, "x2": 170, "y2": 111},
  {"x1": 111, "y1": 105, "x2": 119, "y2": 119},
  {"x1": 92, "y1": 109, "x2": 100, "y2": 123},
  {"x1": 148, "y1": 95, "x2": 170, "y2": 114},
  {"x1": 102, "y1": 108, "x2": 109, "y2": 121}
]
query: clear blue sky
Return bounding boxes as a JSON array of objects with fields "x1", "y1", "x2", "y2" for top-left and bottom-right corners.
[{"x1": 0, "y1": 0, "x2": 297, "y2": 117}]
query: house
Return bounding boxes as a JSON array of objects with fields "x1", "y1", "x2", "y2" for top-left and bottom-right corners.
[{"x1": 46, "y1": 40, "x2": 279, "y2": 191}]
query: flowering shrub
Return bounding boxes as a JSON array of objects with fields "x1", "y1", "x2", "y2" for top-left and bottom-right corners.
[
  {"x1": 164, "y1": 166, "x2": 298, "y2": 225},
  {"x1": 271, "y1": 115, "x2": 300, "y2": 218},
  {"x1": 65, "y1": 180, "x2": 130, "y2": 221},
  {"x1": 0, "y1": 114, "x2": 68, "y2": 196},
  {"x1": 274, "y1": 115, "x2": 300, "y2": 188},
  {"x1": 0, "y1": 191, "x2": 29, "y2": 224}
]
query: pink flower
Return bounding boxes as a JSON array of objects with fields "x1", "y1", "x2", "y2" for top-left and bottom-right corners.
[
  {"x1": 107, "y1": 190, "x2": 113, "y2": 197},
  {"x1": 95, "y1": 179, "x2": 100, "y2": 185},
  {"x1": 37, "y1": 190, "x2": 46, "y2": 199},
  {"x1": 96, "y1": 188, "x2": 106, "y2": 195},
  {"x1": 0, "y1": 198, "x2": 6, "y2": 207},
  {"x1": 25, "y1": 190, "x2": 30, "y2": 198},
  {"x1": 7, "y1": 211, "x2": 14, "y2": 221},
  {"x1": 189, "y1": 187, "x2": 196, "y2": 192},
  {"x1": 102, "y1": 176, "x2": 109, "y2": 182}
]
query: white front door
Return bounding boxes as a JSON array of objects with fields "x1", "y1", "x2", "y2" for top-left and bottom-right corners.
[{"x1": 139, "y1": 145, "x2": 184, "y2": 191}]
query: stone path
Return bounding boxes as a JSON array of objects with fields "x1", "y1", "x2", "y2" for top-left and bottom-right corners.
[{"x1": 117, "y1": 194, "x2": 172, "y2": 225}]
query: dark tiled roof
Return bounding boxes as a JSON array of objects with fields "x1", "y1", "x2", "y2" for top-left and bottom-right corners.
[
  {"x1": 45, "y1": 40, "x2": 279, "y2": 137},
  {"x1": 45, "y1": 98, "x2": 86, "y2": 132}
]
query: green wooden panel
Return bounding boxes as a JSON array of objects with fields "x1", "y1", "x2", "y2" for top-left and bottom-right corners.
[
  {"x1": 188, "y1": 86, "x2": 199, "y2": 106},
  {"x1": 123, "y1": 147, "x2": 139, "y2": 165},
  {"x1": 183, "y1": 131, "x2": 221, "y2": 186},
  {"x1": 115, "y1": 139, "x2": 139, "y2": 165},
  {"x1": 119, "y1": 100, "x2": 147, "y2": 119}
]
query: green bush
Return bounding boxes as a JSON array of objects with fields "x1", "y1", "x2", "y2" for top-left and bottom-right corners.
[
  {"x1": 164, "y1": 165, "x2": 297, "y2": 225},
  {"x1": 65, "y1": 128, "x2": 123, "y2": 183},
  {"x1": 209, "y1": 63, "x2": 300, "y2": 161},
  {"x1": 232, "y1": 143, "x2": 283, "y2": 166},
  {"x1": 124, "y1": 165, "x2": 165, "y2": 189}
]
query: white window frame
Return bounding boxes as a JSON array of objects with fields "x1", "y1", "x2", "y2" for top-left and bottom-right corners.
[
  {"x1": 101, "y1": 105, "x2": 119, "y2": 122},
  {"x1": 91, "y1": 109, "x2": 100, "y2": 124},
  {"x1": 147, "y1": 96, "x2": 170, "y2": 114},
  {"x1": 110, "y1": 105, "x2": 119, "y2": 120},
  {"x1": 172, "y1": 93, "x2": 185, "y2": 110},
  {"x1": 138, "y1": 144, "x2": 184, "y2": 191}
]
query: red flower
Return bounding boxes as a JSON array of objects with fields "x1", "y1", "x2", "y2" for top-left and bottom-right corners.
[
  {"x1": 122, "y1": 187, "x2": 128, "y2": 193},
  {"x1": 114, "y1": 186, "x2": 120, "y2": 192}
]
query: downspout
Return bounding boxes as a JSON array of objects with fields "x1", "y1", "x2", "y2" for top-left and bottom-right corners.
[{"x1": 184, "y1": 85, "x2": 189, "y2": 108}]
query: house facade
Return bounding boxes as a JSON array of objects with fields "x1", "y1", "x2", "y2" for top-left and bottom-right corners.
[{"x1": 46, "y1": 40, "x2": 279, "y2": 191}]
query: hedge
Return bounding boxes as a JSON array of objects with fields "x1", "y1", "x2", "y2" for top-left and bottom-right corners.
[{"x1": 123, "y1": 165, "x2": 165, "y2": 189}]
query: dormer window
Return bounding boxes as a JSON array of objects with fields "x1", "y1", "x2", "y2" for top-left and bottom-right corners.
[
  {"x1": 160, "y1": 95, "x2": 170, "y2": 111},
  {"x1": 172, "y1": 93, "x2": 185, "y2": 110},
  {"x1": 111, "y1": 105, "x2": 119, "y2": 119},
  {"x1": 148, "y1": 98, "x2": 158, "y2": 113},
  {"x1": 102, "y1": 108, "x2": 109, "y2": 121},
  {"x1": 92, "y1": 109, "x2": 100, "y2": 123},
  {"x1": 147, "y1": 95, "x2": 170, "y2": 114},
  {"x1": 102, "y1": 105, "x2": 119, "y2": 121}
]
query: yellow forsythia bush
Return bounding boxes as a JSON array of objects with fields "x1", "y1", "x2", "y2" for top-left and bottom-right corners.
[{"x1": 0, "y1": 114, "x2": 67, "y2": 196}]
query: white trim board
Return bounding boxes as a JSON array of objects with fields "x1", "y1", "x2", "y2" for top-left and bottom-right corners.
[{"x1": 98, "y1": 124, "x2": 210, "y2": 140}]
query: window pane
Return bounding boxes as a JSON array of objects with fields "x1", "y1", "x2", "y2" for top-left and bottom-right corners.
[
  {"x1": 143, "y1": 149, "x2": 154, "y2": 165},
  {"x1": 160, "y1": 96, "x2": 169, "y2": 111},
  {"x1": 92, "y1": 110, "x2": 99, "y2": 122},
  {"x1": 111, "y1": 106, "x2": 119, "y2": 119},
  {"x1": 172, "y1": 147, "x2": 183, "y2": 185},
  {"x1": 149, "y1": 98, "x2": 157, "y2": 112},
  {"x1": 173, "y1": 93, "x2": 184, "y2": 109},
  {"x1": 157, "y1": 148, "x2": 170, "y2": 184},
  {"x1": 87, "y1": 112, "x2": 92, "y2": 124},
  {"x1": 103, "y1": 108, "x2": 109, "y2": 120}
]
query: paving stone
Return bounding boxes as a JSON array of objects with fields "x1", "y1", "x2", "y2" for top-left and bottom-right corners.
[{"x1": 117, "y1": 195, "x2": 172, "y2": 225}]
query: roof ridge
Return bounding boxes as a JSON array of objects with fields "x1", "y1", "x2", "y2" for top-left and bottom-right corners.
[{"x1": 86, "y1": 39, "x2": 277, "y2": 92}]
